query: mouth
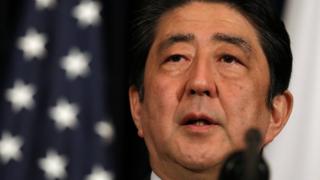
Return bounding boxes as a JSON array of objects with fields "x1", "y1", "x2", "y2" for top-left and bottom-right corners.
[
  {"x1": 180, "y1": 113, "x2": 220, "y2": 127},
  {"x1": 182, "y1": 119, "x2": 213, "y2": 126}
]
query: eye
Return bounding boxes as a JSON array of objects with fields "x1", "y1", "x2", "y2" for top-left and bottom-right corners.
[
  {"x1": 220, "y1": 54, "x2": 240, "y2": 64},
  {"x1": 165, "y1": 54, "x2": 186, "y2": 63},
  {"x1": 161, "y1": 53, "x2": 190, "y2": 72}
]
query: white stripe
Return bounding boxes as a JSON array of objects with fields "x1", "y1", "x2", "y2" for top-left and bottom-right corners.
[{"x1": 151, "y1": 171, "x2": 162, "y2": 180}]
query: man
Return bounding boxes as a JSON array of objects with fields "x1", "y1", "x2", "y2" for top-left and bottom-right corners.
[{"x1": 128, "y1": 0, "x2": 293, "y2": 179}]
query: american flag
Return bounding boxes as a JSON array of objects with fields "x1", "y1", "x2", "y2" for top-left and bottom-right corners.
[{"x1": 0, "y1": 0, "x2": 115, "y2": 179}]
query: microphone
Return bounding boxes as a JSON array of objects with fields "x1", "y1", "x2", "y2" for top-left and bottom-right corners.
[{"x1": 219, "y1": 128, "x2": 269, "y2": 180}]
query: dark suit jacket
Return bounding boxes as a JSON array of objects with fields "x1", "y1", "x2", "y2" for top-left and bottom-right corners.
[{"x1": 143, "y1": 174, "x2": 151, "y2": 180}]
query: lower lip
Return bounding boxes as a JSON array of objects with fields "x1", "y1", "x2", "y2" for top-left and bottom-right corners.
[{"x1": 182, "y1": 124, "x2": 218, "y2": 133}]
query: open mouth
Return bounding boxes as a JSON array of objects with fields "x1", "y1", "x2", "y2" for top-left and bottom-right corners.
[
  {"x1": 180, "y1": 113, "x2": 219, "y2": 127},
  {"x1": 182, "y1": 119, "x2": 213, "y2": 126}
]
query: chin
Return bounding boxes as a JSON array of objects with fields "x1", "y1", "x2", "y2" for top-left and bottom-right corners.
[
  {"x1": 176, "y1": 153, "x2": 222, "y2": 172},
  {"x1": 182, "y1": 162, "x2": 214, "y2": 172}
]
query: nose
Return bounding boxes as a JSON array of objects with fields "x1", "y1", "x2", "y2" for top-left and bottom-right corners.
[{"x1": 185, "y1": 59, "x2": 217, "y2": 98}]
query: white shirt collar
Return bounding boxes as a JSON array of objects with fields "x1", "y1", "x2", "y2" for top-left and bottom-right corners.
[{"x1": 151, "y1": 171, "x2": 161, "y2": 180}]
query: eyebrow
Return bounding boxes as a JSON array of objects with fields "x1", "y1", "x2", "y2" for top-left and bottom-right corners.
[
  {"x1": 212, "y1": 33, "x2": 252, "y2": 53},
  {"x1": 158, "y1": 33, "x2": 195, "y2": 51},
  {"x1": 157, "y1": 32, "x2": 252, "y2": 54}
]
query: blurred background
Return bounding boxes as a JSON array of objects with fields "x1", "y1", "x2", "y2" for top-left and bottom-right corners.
[{"x1": 1, "y1": 0, "x2": 319, "y2": 180}]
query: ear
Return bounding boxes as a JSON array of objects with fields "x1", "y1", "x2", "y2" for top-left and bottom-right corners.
[
  {"x1": 129, "y1": 86, "x2": 145, "y2": 138},
  {"x1": 264, "y1": 90, "x2": 293, "y2": 144}
]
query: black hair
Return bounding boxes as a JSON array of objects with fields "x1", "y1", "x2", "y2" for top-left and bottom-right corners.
[{"x1": 130, "y1": 0, "x2": 292, "y2": 108}]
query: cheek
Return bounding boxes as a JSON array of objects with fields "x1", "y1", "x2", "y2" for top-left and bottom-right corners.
[
  {"x1": 219, "y1": 80, "x2": 252, "y2": 114},
  {"x1": 220, "y1": 73, "x2": 268, "y2": 114},
  {"x1": 218, "y1": 79, "x2": 270, "y2": 146},
  {"x1": 141, "y1": 76, "x2": 181, "y2": 138},
  {"x1": 144, "y1": 76, "x2": 179, "y2": 112}
]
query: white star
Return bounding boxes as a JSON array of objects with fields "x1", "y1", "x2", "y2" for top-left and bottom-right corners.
[
  {"x1": 35, "y1": 0, "x2": 56, "y2": 10},
  {"x1": 60, "y1": 48, "x2": 91, "y2": 80},
  {"x1": 85, "y1": 166, "x2": 113, "y2": 180},
  {"x1": 39, "y1": 150, "x2": 68, "y2": 180},
  {"x1": 5, "y1": 80, "x2": 36, "y2": 112},
  {"x1": 17, "y1": 28, "x2": 47, "y2": 60},
  {"x1": 0, "y1": 132, "x2": 23, "y2": 164},
  {"x1": 49, "y1": 98, "x2": 79, "y2": 130},
  {"x1": 95, "y1": 120, "x2": 114, "y2": 143},
  {"x1": 72, "y1": 0, "x2": 102, "y2": 27}
]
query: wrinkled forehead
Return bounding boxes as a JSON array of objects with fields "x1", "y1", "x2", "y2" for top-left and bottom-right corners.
[{"x1": 151, "y1": 2, "x2": 263, "y2": 55}]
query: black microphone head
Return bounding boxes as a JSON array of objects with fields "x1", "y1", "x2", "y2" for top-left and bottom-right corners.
[
  {"x1": 219, "y1": 151, "x2": 246, "y2": 180},
  {"x1": 219, "y1": 151, "x2": 269, "y2": 180},
  {"x1": 219, "y1": 128, "x2": 270, "y2": 180}
]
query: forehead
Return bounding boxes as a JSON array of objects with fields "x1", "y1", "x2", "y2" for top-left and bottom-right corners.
[{"x1": 152, "y1": 2, "x2": 262, "y2": 51}]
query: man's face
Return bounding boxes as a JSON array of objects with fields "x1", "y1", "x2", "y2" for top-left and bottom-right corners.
[{"x1": 130, "y1": 2, "x2": 292, "y2": 179}]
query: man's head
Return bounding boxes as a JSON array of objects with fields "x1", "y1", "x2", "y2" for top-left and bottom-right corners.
[{"x1": 129, "y1": 0, "x2": 293, "y2": 179}]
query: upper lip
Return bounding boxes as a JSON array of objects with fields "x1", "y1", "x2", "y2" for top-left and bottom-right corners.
[{"x1": 180, "y1": 113, "x2": 220, "y2": 126}]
